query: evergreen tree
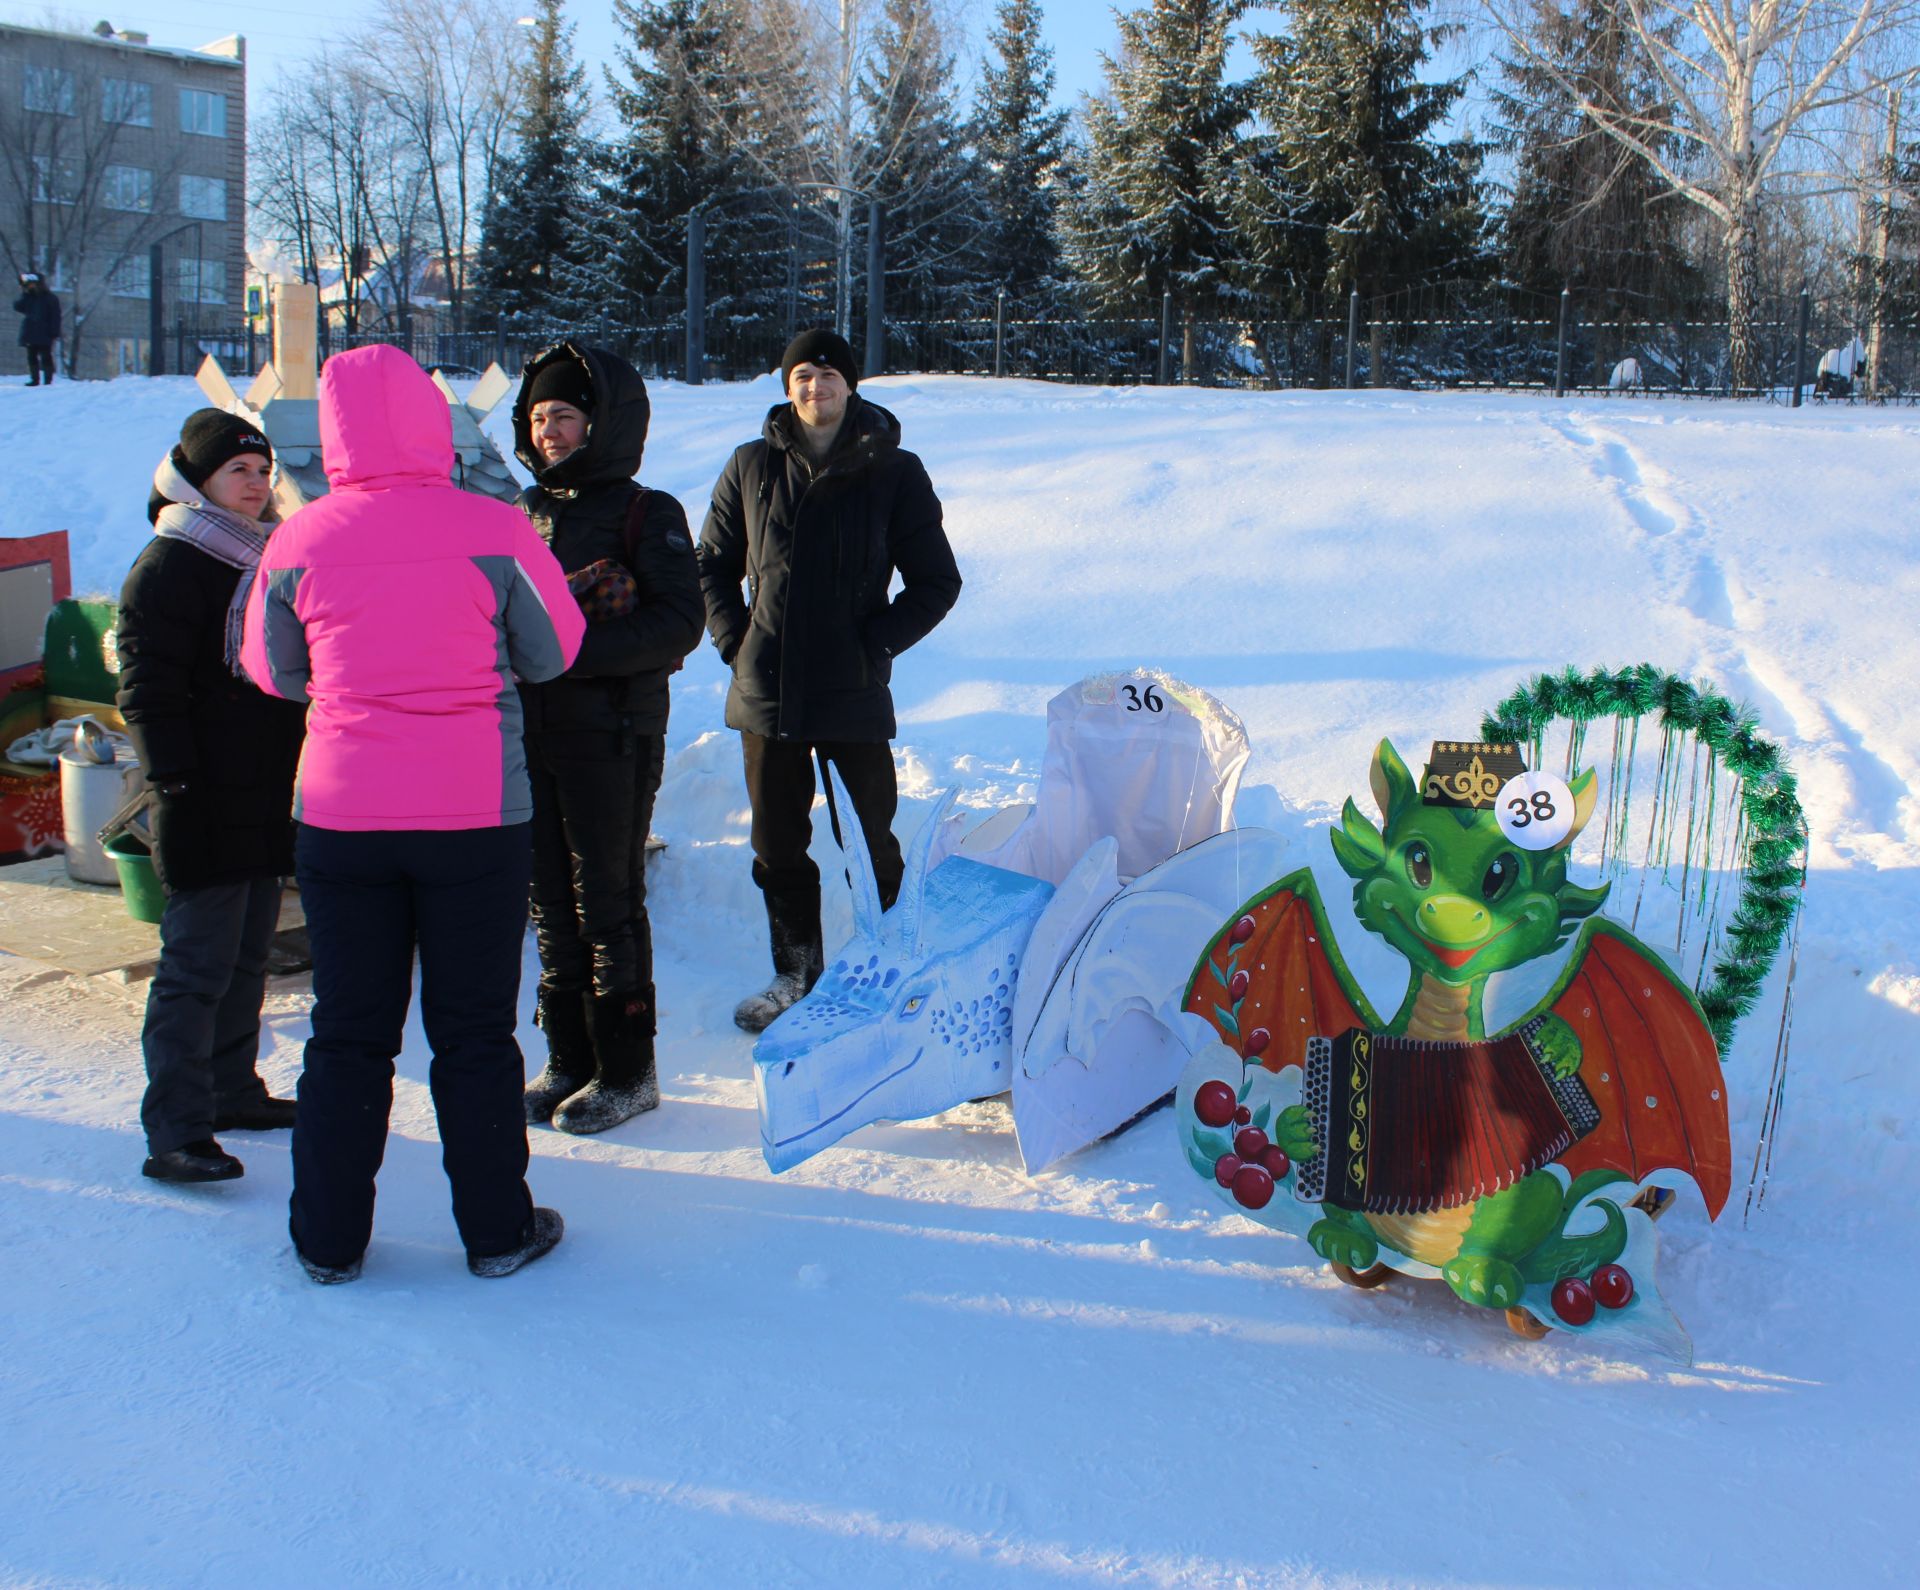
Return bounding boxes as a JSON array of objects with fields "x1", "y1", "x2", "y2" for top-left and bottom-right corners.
[
  {"x1": 974, "y1": 0, "x2": 1069, "y2": 294},
  {"x1": 858, "y1": 0, "x2": 982, "y2": 308},
  {"x1": 1234, "y1": 0, "x2": 1482, "y2": 306},
  {"x1": 472, "y1": 0, "x2": 591, "y2": 322},
  {"x1": 1491, "y1": 0, "x2": 1697, "y2": 314},
  {"x1": 1060, "y1": 0, "x2": 1248, "y2": 311},
  {"x1": 586, "y1": 0, "x2": 820, "y2": 340}
]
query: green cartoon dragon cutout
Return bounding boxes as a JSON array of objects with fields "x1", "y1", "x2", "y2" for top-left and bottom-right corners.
[{"x1": 1172, "y1": 739, "x2": 1732, "y2": 1357}]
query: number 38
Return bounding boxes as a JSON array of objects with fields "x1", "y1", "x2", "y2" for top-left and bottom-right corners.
[{"x1": 1507, "y1": 790, "x2": 1557, "y2": 826}]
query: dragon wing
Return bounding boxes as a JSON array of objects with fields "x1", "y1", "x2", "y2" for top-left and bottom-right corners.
[
  {"x1": 1510, "y1": 919, "x2": 1731, "y2": 1220},
  {"x1": 1182, "y1": 868, "x2": 1380, "y2": 1074}
]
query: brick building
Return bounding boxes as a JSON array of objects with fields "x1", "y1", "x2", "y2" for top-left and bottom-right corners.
[{"x1": 0, "y1": 22, "x2": 247, "y2": 380}]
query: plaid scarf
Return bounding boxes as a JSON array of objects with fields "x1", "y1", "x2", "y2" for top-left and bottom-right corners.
[{"x1": 150, "y1": 456, "x2": 272, "y2": 677}]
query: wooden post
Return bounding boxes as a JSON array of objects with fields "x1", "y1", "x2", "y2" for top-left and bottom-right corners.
[{"x1": 272, "y1": 281, "x2": 319, "y2": 399}]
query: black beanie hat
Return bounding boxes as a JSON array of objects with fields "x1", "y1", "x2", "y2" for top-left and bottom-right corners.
[
  {"x1": 781, "y1": 329, "x2": 858, "y2": 393},
  {"x1": 525, "y1": 355, "x2": 596, "y2": 413},
  {"x1": 175, "y1": 407, "x2": 272, "y2": 489}
]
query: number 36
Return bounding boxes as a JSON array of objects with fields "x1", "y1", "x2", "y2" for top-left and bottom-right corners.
[{"x1": 1122, "y1": 683, "x2": 1165, "y2": 713}]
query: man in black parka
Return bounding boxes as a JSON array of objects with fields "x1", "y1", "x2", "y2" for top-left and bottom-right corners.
[
  {"x1": 512, "y1": 342, "x2": 704, "y2": 1133},
  {"x1": 699, "y1": 330, "x2": 962, "y2": 1032},
  {"x1": 14, "y1": 272, "x2": 61, "y2": 386}
]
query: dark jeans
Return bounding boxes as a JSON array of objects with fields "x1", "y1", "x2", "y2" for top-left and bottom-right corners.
[
  {"x1": 25, "y1": 344, "x2": 53, "y2": 383},
  {"x1": 740, "y1": 731, "x2": 904, "y2": 910},
  {"x1": 527, "y1": 728, "x2": 664, "y2": 998},
  {"x1": 292, "y1": 823, "x2": 535, "y2": 1267},
  {"x1": 140, "y1": 877, "x2": 282, "y2": 1155}
]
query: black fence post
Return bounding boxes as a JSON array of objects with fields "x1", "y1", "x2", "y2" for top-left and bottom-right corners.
[
  {"x1": 175, "y1": 316, "x2": 186, "y2": 378},
  {"x1": 1555, "y1": 286, "x2": 1571, "y2": 397},
  {"x1": 1793, "y1": 287, "x2": 1811, "y2": 407},
  {"x1": 1345, "y1": 290, "x2": 1359, "y2": 389},
  {"x1": 493, "y1": 311, "x2": 506, "y2": 371},
  {"x1": 1158, "y1": 291, "x2": 1171, "y2": 384},
  {"x1": 685, "y1": 210, "x2": 706, "y2": 385},
  {"x1": 148, "y1": 243, "x2": 164, "y2": 375},
  {"x1": 994, "y1": 288, "x2": 1006, "y2": 378},
  {"x1": 865, "y1": 201, "x2": 885, "y2": 380}
]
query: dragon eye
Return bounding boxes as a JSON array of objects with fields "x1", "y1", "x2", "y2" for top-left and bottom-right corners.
[
  {"x1": 1482, "y1": 852, "x2": 1520, "y2": 901},
  {"x1": 902, "y1": 995, "x2": 925, "y2": 1015},
  {"x1": 1405, "y1": 843, "x2": 1432, "y2": 888}
]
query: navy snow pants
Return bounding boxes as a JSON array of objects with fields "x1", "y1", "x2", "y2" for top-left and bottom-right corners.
[{"x1": 291, "y1": 823, "x2": 535, "y2": 1268}]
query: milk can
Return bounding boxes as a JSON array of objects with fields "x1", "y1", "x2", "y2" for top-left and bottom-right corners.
[{"x1": 60, "y1": 718, "x2": 142, "y2": 885}]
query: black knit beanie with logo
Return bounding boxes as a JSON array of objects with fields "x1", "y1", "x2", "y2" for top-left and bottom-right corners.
[
  {"x1": 780, "y1": 329, "x2": 859, "y2": 393},
  {"x1": 175, "y1": 407, "x2": 273, "y2": 489}
]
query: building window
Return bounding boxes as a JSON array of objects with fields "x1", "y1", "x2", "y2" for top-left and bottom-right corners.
[
  {"x1": 176, "y1": 259, "x2": 227, "y2": 305},
  {"x1": 116, "y1": 338, "x2": 149, "y2": 375},
  {"x1": 102, "y1": 79, "x2": 152, "y2": 126},
  {"x1": 110, "y1": 255, "x2": 151, "y2": 299},
  {"x1": 103, "y1": 164, "x2": 154, "y2": 213},
  {"x1": 178, "y1": 88, "x2": 226, "y2": 138},
  {"x1": 179, "y1": 174, "x2": 227, "y2": 221},
  {"x1": 24, "y1": 65, "x2": 76, "y2": 116},
  {"x1": 44, "y1": 252, "x2": 70, "y2": 292},
  {"x1": 31, "y1": 156, "x2": 78, "y2": 205}
]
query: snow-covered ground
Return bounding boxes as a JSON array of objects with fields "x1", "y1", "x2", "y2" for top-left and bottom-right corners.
[{"x1": 2, "y1": 373, "x2": 1915, "y2": 1586}]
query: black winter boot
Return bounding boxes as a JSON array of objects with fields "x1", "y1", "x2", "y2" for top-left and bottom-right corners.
[
  {"x1": 732, "y1": 887, "x2": 825, "y2": 1034},
  {"x1": 525, "y1": 982, "x2": 594, "y2": 1125},
  {"x1": 553, "y1": 988, "x2": 659, "y2": 1135}
]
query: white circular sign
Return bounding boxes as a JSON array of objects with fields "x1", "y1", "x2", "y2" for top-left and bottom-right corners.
[{"x1": 1496, "y1": 772, "x2": 1575, "y2": 851}]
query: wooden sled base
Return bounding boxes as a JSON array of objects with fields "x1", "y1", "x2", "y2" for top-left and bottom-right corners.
[
  {"x1": 1329, "y1": 1262, "x2": 1395, "y2": 1290},
  {"x1": 1505, "y1": 1307, "x2": 1552, "y2": 1340}
]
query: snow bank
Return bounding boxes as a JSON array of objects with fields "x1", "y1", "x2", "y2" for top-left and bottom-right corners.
[{"x1": 1, "y1": 374, "x2": 1915, "y2": 1584}]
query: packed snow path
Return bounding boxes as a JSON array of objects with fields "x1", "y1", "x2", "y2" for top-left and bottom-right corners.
[{"x1": 2, "y1": 376, "x2": 1914, "y2": 1585}]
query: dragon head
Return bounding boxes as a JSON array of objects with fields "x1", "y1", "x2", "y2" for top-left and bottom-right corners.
[{"x1": 1326, "y1": 739, "x2": 1608, "y2": 986}]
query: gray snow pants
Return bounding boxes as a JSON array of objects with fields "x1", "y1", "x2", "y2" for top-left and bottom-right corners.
[{"x1": 139, "y1": 877, "x2": 282, "y2": 1154}]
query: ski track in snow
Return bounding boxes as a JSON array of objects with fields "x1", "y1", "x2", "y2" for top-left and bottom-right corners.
[{"x1": 2, "y1": 377, "x2": 1918, "y2": 1586}]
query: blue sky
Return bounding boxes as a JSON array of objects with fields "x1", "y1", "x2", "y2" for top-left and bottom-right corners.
[{"x1": 2, "y1": 1, "x2": 1293, "y2": 119}]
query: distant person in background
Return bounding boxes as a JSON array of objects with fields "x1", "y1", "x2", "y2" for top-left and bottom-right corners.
[
  {"x1": 242, "y1": 345, "x2": 584, "y2": 1285},
  {"x1": 117, "y1": 408, "x2": 307, "y2": 1184},
  {"x1": 14, "y1": 272, "x2": 60, "y2": 386},
  {"x1": 509, "y1": 343, "x2": 702, "y2": 1135},
  {"x1": 698, "y1": 329, "x2": 961, "y2": 1032}
]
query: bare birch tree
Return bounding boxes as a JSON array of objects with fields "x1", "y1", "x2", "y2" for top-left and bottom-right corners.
[
  {"x1": 1491, "y1": 0, "x2": 1920, "y2": 387},
  {"x1": 365, "y1": 0, "x2": 523, "y2": 333}
]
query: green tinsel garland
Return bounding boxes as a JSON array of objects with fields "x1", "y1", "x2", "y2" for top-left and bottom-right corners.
[{"x1": 1480, "y1": 664, "x2": 1808, "y2": 1051}]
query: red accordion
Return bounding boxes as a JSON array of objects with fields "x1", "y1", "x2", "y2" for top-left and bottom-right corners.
[{"x1": 1296, "y1": 1022, "x2": 1601, "y2": 1215}]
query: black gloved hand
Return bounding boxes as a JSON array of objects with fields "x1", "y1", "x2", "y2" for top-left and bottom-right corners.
[{"x1": 150, "y1": 783, "x2": 212, "y2": 895}]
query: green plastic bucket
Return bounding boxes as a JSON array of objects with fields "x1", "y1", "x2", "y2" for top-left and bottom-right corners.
[{"x1": 103, "y1": 833, "x2": 166, "y2": 924}]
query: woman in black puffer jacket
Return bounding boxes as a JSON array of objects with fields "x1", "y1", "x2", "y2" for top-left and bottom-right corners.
[
  {"x1": 510, "y1": 343, "x2": 704, "y2": 1134},
  {"x1": 115, "y1": 408, "x2": 308, "y2": 1183}
]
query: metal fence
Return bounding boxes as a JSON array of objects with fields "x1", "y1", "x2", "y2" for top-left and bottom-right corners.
[{"x1": 169, "y1": 278, "x2": 1920, "y2": 403}]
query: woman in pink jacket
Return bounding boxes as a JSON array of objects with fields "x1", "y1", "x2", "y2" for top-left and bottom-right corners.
[{"x1": 242, "y1": 345, "x2": 584, "y2": 1284}]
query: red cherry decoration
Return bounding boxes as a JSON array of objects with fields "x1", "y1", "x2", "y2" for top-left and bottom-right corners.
[
  {"x1": 1591, "y1": 1264, "x2": 1634, "y2": 1310},
  {"x1": 1551, "y1": 1276, "x2": 1596, "y2": 1327},
  {"x1": 1233, "y1": 1126, "x2": 1269, "y2": 1161},
  {"x1": 1228, "y1": 969, "x2": 1250, "y2": 1001},
  {"x1": 1243, "y1": 1027, "x2": 1271, "y2": 1057},
  {"x1": 1233, "y1": 1105, "x2": 1251, "y2": 1126},
  {"x1": 1213, "y1": 1153, "x2": 1242, "y2": 1187},
  {"x1": 1261, "y1": 1145, "x2": 1290, "y2": 1179},
  {"x1": 1231, "y1": 1163, "x2": 1275, "y2": 1209},
  {"x1": 1193, "y1": 1080, "x2": 1236, "y2": 1128},
  {"x1": 1229, "y1": 915, "x2": 1256, "y2": 945}
]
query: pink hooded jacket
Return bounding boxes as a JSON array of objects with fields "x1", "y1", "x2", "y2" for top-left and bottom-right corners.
[{"x1": 241, "y1": 345, "x2": 584, "y2": 831}]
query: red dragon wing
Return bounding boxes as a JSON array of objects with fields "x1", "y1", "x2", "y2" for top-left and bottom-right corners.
[
  {"x1": 1536, "y1": 920, "x2": 1732, "y2": 1220},
  {"x1": 1183, "y1": 869, "x2": 1380, "y2": 1075}
]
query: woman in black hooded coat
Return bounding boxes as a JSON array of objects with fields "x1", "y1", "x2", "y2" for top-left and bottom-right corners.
[
  {"x1": 510, "y1": 343, "x2": 704, "y2": 1134},
  {"x1": 115, "y1": 408, "x2": 308, "y2": 1182}
]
